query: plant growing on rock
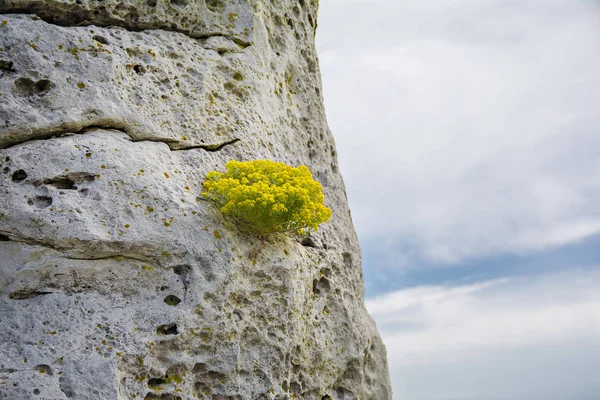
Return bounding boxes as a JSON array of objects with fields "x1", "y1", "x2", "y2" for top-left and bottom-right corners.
[{"x1": 202, "y1": 160, "x2": 332, "y2": 236}]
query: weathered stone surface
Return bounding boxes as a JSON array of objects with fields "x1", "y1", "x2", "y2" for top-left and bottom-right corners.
[
  {"x1": 1, "y1": 0, "x2": 254, "y2": 44},
  {"x1": 0, "y1": 1, "x2": 392, "y2": 399},
  {"x1": 0, "y1": 15, "x2": 255, "y2": 149}
]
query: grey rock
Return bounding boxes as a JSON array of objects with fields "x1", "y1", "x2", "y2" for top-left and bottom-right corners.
[
  {"x1": 1, "y1": 0, "x2": 254, "y2": 44},
  {"x1": 0, "y1": 1, "x2": 392, "y2": 399}
]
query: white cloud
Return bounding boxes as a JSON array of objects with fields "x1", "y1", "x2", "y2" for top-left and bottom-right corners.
[
  {"x1": 317, "y1": 1, "x2": 600, "y2": 266},
  {"x1": 513, "y1": 219, "x2": 600, "y2": 250},
  {"x1": 366, "y1": 270, "x2": 600, "y2": 400},
  {"x1": 366, "y1": 278, "x2": 509, "y2": 316}
]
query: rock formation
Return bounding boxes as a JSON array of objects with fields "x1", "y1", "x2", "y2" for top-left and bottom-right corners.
[{"x1": 0, "y1": 0, "x2": 392, "y2": 399}]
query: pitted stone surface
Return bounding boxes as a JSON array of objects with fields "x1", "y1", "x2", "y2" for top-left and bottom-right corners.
[
  {"x1": 0, "y1": 15, "x2": 258, "y2": 149},
  {"x1": 0, "y1": 1, "x2": 392, "y2": 399},
  {"x1": 1, "y1": 0, "x2": 254, "y2": 44}
]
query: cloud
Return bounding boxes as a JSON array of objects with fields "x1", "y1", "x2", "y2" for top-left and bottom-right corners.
[
  {"x1": 365, "y1": 278, "x2": 509, "y2": 317},
  {"x1": 366, "y1": 270, "x2": 600, "y2": 400},
  {"x1": 317, "y1": 1, "x2": 600, "y2": 267},
  {"x1": 513, "y1": 219, "x2": 600, "y2": 250}
]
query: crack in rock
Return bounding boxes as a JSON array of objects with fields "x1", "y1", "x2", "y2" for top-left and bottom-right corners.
[
  {"x1": 1, "y1": 123, "x2": 241, "y2": 152},
  {"x1": 8, "y1": 290, "x2": 54, "y2": 300},
  {"x1": 0, "y1": 10, "x2": 252, "y2": 48},
  {"x1": 0, "y1": 231, "x2": 156, "y2": 265}
]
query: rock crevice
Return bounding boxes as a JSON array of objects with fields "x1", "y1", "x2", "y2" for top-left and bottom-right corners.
[
  {"x1": 1, "y1": 123, "x2": 241, "y2": 152},
  {"x1": 1, "y1": 0, "x2": 255, "y2": 45}
]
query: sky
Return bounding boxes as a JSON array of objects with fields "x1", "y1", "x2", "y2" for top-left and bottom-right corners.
[{"x1": 316, "y1": 1, "x2": 600, "y2": 399}]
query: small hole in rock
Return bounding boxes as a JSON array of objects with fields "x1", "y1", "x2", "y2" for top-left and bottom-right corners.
[
  {"x1": 128, "y1": 9, "x2": 139, "y2": 22},
  {"x1": 173, "y1": 265, "x2": 191, "y2": 276},
  {"x1": 92, "y1": 35, "x2": 109, "y2": 45},
  {"x1": 156, "y1": 323, "x2": 178, "y2": 335},
  {"x1": 0, "y1": 234, "x2": 9, "y2": 241},
  {"x1": 14, "y1": 77, "x2": 35, "y2": 96},
  {"x1": 11, "y1": 169, "x2": 27, "y2": 182},
  {"x1": 147, "y1": 377, "x2": 166, "y2": 387},
  {"x1": 45, "y1": 173, "x2": 95, "y2": 189},
  {"x1": 342, "y1": 252, "x2": 353, "y2": 267},
  {"x1": 169, "y1": 0, "x2": 188, "y2": 7},
  {"x1": 163, "y1": 295, "x2": 181, "y2": 306},
  {"x1": 34, "y1": 364, "x2": 53, "y2": 375},
  {"x1": 33, "y1": 388, "x2": 40, "y2": 395},
  {"x1": 192, "y1": 362, "x2": 208, "y2": 374},
  {"x1": 14, "y1": 77, "x2": 54, "y2": 96},
  {"x1": 233, "y1": 309, "x2": 243, "y2": 321},
  {"x1": 0, "y1": 60, "x2": 15, "y2": 72},
  {"x1": 312, "y1": 279, "x2": 320, "y2": 295},
  {"x1": 144, "y1": 393, "x2": 182, "y2": 400},
  {"x1": 34, "y1": 79, "x2": 54, "y2": 95},
  {"x1": 314, "y1": 276, "x2": 331, "y2": 295},
  {"x1": 2, "y1": 167, "x2": 9, "y2": 174},
  {"x1": 301, "y1": 237, "x2": 318, "y2": 248},
  {"x1": 28, "y1": 196, "x2": 53, "y2": 209},
  {"x1": 133, "y1": 64, "x2": 146, "y2": 74},
  {"x1": 205, "y1": 0, "x2": 224, "y2": 12},
  {"x1": 44, "y1": 177, "x2": 75, "y2": 189}
]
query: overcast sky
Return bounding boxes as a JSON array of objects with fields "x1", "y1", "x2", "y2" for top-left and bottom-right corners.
[{"x1": 316, "y1": 1, "x2": 600, "y2": 399}]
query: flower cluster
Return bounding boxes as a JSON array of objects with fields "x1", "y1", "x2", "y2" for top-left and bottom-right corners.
[{"x1": 202, "y1": 160, "x2": 332, "y2": 235}]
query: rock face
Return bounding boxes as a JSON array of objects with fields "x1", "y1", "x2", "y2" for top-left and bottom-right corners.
[{"x1": 0, "y1": 1, "x2": 392, "y2": 399}]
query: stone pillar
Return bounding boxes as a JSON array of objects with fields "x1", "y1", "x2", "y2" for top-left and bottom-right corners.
[{"x1": 0, "y1": 1, "x2": 392, "y2": 398}]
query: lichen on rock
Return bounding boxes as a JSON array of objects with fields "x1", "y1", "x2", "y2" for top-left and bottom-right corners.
[{"x1": 0, "y1": 1, "x2": 392, "y2": 399}]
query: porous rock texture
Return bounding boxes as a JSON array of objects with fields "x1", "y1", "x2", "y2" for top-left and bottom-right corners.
[{"x1": 0, "y1": 0, "x2": 392, "y2": 399}]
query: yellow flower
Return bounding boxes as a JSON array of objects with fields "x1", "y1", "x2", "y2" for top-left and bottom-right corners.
[{"x1": 202, "y1": 160, "x2": 332, "y2": 235}]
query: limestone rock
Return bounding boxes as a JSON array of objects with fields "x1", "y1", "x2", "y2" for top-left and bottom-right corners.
[{"x1": 0, "y1": 1, "x2": 392, "y2": 399}]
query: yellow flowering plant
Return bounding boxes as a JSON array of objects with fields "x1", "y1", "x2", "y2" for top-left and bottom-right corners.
[{"x1": 202, "y1": 160, "x2": 332, "y2": 236}]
